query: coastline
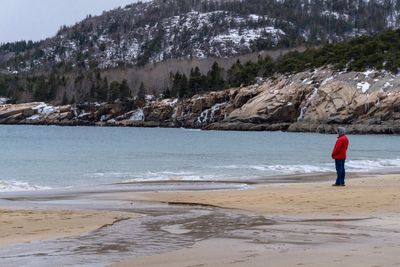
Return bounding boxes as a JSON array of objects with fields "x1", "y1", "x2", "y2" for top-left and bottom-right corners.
[
  {"x1": 2, "y1": 65, "x2": 400, "y2": 137},
  {"x1": 0, "y1": 172, "x2": 399, "y2": 266},
  {"x1": 1, "y1": 120, "x2": 400, "y2": 135}
]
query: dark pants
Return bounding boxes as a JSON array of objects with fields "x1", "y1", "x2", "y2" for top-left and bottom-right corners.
[{"x1": 335, "y1": 159, "x2": 346, "y2": 185}]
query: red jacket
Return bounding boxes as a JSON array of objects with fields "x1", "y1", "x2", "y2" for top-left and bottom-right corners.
[{"x1": 332, "y1": 135, "x2": 349, "y2": 160}]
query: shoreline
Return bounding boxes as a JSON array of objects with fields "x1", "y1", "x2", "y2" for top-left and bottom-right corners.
[
  {"x1": 2, "y1": 64, "x2": 400, "y2": 136},
  {"x1": 0, "y1": 169, "x2": 393, "y2": 197},
  {"x1": 1, "y1": 122, "x2": 400, "y2": 135},
  {"x1": 0, "y1": 172, "x2": 399, "y2": 266},
  {"x1": 111, "y1": 173, "x2": 400, "y2": 217}
]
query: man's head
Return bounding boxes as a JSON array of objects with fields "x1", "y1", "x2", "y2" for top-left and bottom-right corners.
[{"x1": 338, "y1": 127, "x2": 346, "y2": 136}]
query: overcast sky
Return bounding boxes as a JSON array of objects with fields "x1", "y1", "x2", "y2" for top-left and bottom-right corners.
[{"x1": 0, "y1": 0, "x2": 143, "y2": 43}]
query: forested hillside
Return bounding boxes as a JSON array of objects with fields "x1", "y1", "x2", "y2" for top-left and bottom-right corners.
[{"x1": 0, "y1": 0, "x2": 400, "y2": 104}]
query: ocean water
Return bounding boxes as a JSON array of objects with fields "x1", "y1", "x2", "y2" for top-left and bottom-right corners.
[{"x1": 0, "y1": 125, "x2": 399, "y2": 192}]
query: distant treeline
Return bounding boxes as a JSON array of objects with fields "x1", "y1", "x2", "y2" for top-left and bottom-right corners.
[
  {"x1": 0, "y1": 70, "x2": 140, "y2": 104},
  {"x1": 1, "y1": 29, "x2": 400, "y2": 103},
  {"x1": 0, "y1": 40, "x2": 38, "y2": 53},
  {"x1": 166, "y1": 29, "x2": 400, "y2": 98}
]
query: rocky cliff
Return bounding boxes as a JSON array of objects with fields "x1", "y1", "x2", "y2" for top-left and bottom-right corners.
[{"x1": 1, "y1": 68, "x2": 400, "y2": 134}]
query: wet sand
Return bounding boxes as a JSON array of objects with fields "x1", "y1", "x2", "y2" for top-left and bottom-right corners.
[
  {"x1": 113, "y1": 236, "x2": 400, "y2": 267},
  {"x1": 121, "y1": 174, "x2": 400, "y2": 216},
  {"x1": 0, "y1": 173, "x2": 399, "y2": 266},
  {"x1": 0, "y1": 209, "x2": 134, "y2": 247},
  {"x1": 113, "y1": 174, "x2": 400, "y2": 267}
]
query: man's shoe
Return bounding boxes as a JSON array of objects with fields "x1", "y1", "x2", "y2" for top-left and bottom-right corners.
[
  {"x1": 340, "y1": 184, "x2": 346, "y2": 186},
  {"x1": 332, "y1": 184, "x2": 340, "y2": 186}
]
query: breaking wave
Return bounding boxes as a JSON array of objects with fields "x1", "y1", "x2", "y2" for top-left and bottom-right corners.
[
  {"x1": 86, "y1": 170, "x2": 227, "y2": 183},
  {"x1": 346, "y1": 158, "x2": 400, "y2": 171},
  {"x1": 73, "y1": 158, "x2": 400, "y2": 185},
  {"x1": 215, "y1": 158, "x2": 400, "y2": 175},
  {"x1": 0, "y1": 180, "x2": 51, "y2": 192}
]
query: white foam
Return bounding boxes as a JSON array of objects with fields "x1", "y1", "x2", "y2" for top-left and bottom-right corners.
[
  {"x1": 123, "y1": 171, "x2": 223, "y2": 182},
  {"x1": 346, "y1": 158, "x2": 400, "y2": 171},
  {"x1": 86, "y1": 170, "x2": 220, "y2": 182},
  {"x1": 181, "y1": 128, "x2": 202, "y2": 132},
  {"x1": 215, "y1": 158, "x2": 400, "y2": 175},
  {"x1": 0, "y1": 180, "x2": 51, "y2": 192},
  {"x1": 87, "y1": 172, "x2": 131, "y2": 178},
  {"x1": 214, "y1": 164, "x2": 332, "y2": 174},
  {"x1": 85, "y1": 158, "x2": 400, "y2": 185},
  {"x1": 263, "y1": 164, "x2": 332, "y2": 173}
]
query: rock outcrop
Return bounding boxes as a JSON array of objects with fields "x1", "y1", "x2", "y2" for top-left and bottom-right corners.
[{"x1": 1, "y1": 68, "x2": 400, "y2": 134}]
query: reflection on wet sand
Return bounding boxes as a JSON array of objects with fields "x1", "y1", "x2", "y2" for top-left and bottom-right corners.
[{"x1": 0, "y1": 173, "x2": 399, "y2": 267}]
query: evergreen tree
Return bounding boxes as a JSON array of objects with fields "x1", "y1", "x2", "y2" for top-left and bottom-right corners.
[
  {"x1": 163, "y1": 87, "x2": 171, "y2": 99},
  {"x1": 178, "y1": 74, "x2": 188, "y2": 98},
  {"x1": 33, "y1": 76, "x2": 48, "y2": 101},
  {"x1": 119, "y1": 79, "x2": 131, "y2": 101},
  {"x1": 207, "y1": 62, "x2": 224, "y2": 91},
  {"x1": 108, "y1": 81, "x2": 120, "y2": 102},
  {"x1": 97, "y1": 77, "x2": 108, "y2": 102},
  {"x1": 62, "y1": 91, "x2": 69, "y2": 105},
  {"x1": 136, "y1": 82, "x2": 146, "y2": 106},
  {"x1": 89, "y1": 84, "x2": 96, "y2": 102},
  {"x1": 227, "y1": 60, "x2": 244, "y2": 87},
  {"x1": 47, "y1": 72, "x2": 57, "y2": 100},
  {"x1": 260, "y1": 56, "x2": 275, "y2": 77},
  {"x1": 189, "y1": 67, "x2": 205, "y2": 95},
  {"x1": 171, "y1": 72, "x2": 182, "y2": 97}
]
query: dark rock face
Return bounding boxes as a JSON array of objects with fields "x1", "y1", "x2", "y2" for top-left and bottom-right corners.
[{"x1": 1, "y1": 68, "x2": 400, "y2": 134}]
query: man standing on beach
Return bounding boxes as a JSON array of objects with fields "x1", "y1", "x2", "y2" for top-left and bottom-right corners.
[{"x1": 332, "y1": 127, "x2": 349, "y2": 186}]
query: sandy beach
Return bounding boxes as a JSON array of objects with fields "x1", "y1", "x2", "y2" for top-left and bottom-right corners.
[
  {"x1": 112, "y1": 174, "x2": 400, "y2": 267},
  {"x1": 120, "y1": 174, "x2": 400, "y2": 216},
  {"x1": 0, "y1": 173, "x2": 399, "y2": 266},
  {"x1": 0, "y1": 209, "x2": 134, "y2": 247}
]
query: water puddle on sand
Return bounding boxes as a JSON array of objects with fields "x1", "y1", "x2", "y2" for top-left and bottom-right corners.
[{"x1": 0, "y1": 204, "x2": 272, "y2": 267}]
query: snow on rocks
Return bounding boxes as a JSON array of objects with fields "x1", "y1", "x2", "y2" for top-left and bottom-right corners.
[
  {"x1": 145, "y1": 95, "x2": 156, "y2": 102},
  {"x1": 78, "y1": 111, "x2": 91, "y2": 119},
  {"x1": 197, "y1": 102, "x2": 227, "y2": 125},
  {"x1": 357, "y1": 81, "x2": 371, "y2": 93},
  {"x1": 26, "y1": 114, "x2": 41, "y2": 121},
  {"x1": 383, "y1": 82, "x2": 392, "y2": 89},
  {"x1": 321, "y1": 76, "x2": 334, "y2": 86},
  {"x1": 100, "y1": 115, "x2": 111, "y2": 122},
  {"x1": 298, "y1": 87, "x2": 318, "y2": 121},
  {"x1": 362, "y1": 69, "x2": 375, "y2": 77},
  {"x1": 130, "y1": 109, "x2": 145, "y2": 121},
  {"x1": 0, "y1": 97, "x2": 10, "y2": 105},
  {"x1": 161, "y1": 98, "x2": 178, "y2": 107},
  {"x1": 34, "y1": 103, "x2": 56, "y2": 114}
]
